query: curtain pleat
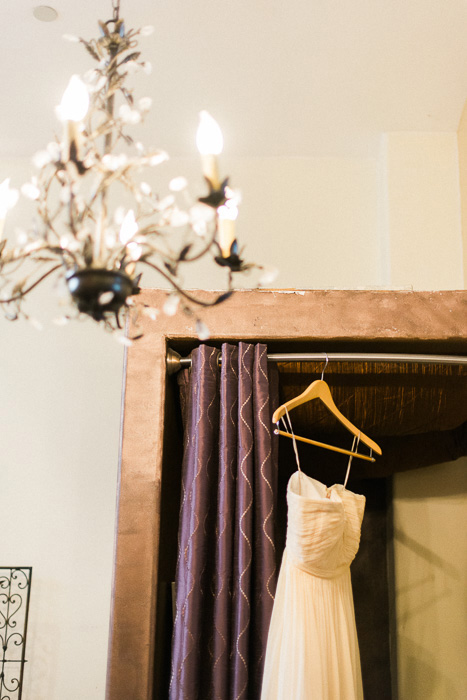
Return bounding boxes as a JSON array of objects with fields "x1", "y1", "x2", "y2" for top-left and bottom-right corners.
[{"x1": 170, "y1": 342, "x2": 279, "y2": 700}]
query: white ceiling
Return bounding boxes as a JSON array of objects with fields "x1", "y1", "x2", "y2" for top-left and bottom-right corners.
[{"x1": 2, "y1": 0, "x2": 467, "y2": 160}]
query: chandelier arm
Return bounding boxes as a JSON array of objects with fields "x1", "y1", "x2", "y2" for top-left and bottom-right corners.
[
  {"x1": 39, "y1": 170, "x2": 74, "y2": 243},
  {"x1": 180, "y1": 223, "x2": 219, "y2": 263},
  {"x1": 69, "y1": 191, "x2": 80, "y2": 238},
  {"x1": 106, "y1": 239, "x2": 165, "y2": 269},
  {"x1": 88, "y1": 119, "x2": 119, "y2": 142},
  {"x1": 140, "y1": 259, "x2": 233, "y2": 308},
  {"x1": 2, "y1": 248, "x2": 66, "y2": 267},
  {"x1": 0, "y1": 264, "x2": 63, "y2": 304},
  {"x1": 40, "y1": 207, "x2": 61, "y2": 240},
  {"x1": 76, "y1": 179, "x2": 107, "y2": 227}
]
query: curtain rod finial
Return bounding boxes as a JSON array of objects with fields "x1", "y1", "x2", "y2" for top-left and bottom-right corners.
[{"x1": 166, "y1": 348, "x2": 182, "y2": 375}]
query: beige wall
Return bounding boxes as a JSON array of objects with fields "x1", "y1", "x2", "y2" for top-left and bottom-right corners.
[
  {"x1": 1, "y1": 132, "x2": 465, "y2": 698},
  {"x1": 393, "y1": 460, "x2": 467, "y2": 699},
  {"x1": 457, "y1": 99, "x2": 467, "y2": 288},
  {"x1": 383, "y1": 132, "x2": 463, "y2": 290}
]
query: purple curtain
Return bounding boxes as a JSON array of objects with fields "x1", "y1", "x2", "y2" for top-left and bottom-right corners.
[{"x1": 170, "y1": 342, "x2": 279, "y2": 700}]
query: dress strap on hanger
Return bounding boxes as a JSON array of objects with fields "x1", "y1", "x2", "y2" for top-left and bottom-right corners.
[
  {"x1": 343, "y1": 431, "x2": 361, "y2": 488},
  {"x1": 320, "y1": 352, "x2": 329, "y2": 381},
  {"x1": 279, "y1": 407, "x2": 302, "y2": 474}
]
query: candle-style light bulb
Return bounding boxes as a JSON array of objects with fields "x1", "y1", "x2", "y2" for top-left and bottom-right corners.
[
  {"x1": 58, "y1": 75, "x2": 90, "y2": 122},
  {"x1": 57, "y1": 76, "x2": 90, "y2": 164},
  {"x1": 119, "y1": 209, "x2": 140, "y2": 276},
  {"x1": 197, "y1": 111, "x2": 223, "y2": 189},
  {"x1": 196, "y1": 111, "x2": 223, "y2": 155},
  {"x1": 217, "y1": 201, "x2": 238, "y2": 257},
  {"x1": 0, "y1": 178, "x2": 19, "y2": 240},
  {"x1": 119, "y1": 209, "x2": 139, "y2": 245}
]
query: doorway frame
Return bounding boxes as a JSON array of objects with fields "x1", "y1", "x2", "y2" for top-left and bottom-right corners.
[{"x1": 105, "y1": 288, "x2": 467, "y2": 700}]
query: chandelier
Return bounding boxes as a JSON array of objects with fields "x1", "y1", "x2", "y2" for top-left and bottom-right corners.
[{"x1": 0, "y1": 0, "x2": 274, "y2": 340}]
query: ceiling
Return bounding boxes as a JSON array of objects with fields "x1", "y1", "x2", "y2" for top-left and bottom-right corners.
[{"x1": 2, "y1": 0, "x2": 467, "y2": 160}]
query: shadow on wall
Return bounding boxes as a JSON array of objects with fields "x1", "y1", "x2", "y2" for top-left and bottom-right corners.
[
  {"x1": 398, "y1": 638, "x2": 459, "y2": 699},
  {"x1": 393, "y1": 528, "x2": 459, "y2": 581}
]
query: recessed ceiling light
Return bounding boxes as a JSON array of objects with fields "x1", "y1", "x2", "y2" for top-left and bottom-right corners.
[{"x1": 33, "y1": 5, "x2": 59, "y2": 22}]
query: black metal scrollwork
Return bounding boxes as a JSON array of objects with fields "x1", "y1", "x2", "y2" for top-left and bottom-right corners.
[{"x1": 0, "y1": 568, "x2": 32, "y2": 700}]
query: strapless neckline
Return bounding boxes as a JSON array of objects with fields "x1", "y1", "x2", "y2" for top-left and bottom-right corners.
[{"x1": 288, "y1": 470, "x2": 365, "y2": 502}]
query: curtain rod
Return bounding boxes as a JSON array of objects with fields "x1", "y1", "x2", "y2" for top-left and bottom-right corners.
[{"x1": 166, "y1": 348, "x2": 467, "y2": 374}]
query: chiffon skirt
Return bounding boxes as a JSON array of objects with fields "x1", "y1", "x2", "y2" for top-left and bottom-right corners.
[{"x1": 261, "y1": 471, "x2": 365, "y2": 699}]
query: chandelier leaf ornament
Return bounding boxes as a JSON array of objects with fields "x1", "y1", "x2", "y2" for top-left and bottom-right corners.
[{"x1": 0, "y1": 0, "x2": 276, "y2": 341}]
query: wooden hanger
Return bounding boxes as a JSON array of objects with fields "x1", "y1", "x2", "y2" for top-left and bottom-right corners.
[{"x1": 272, "y1": 379, "x2": 382, "y2": 462}]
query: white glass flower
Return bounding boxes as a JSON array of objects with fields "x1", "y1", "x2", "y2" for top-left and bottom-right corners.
[
  {"x1": 142, "y1": 306, "x2": 158, "y2": 320},
  {"x1": 169, "y1": 176, "x2": 188, "y2": 192},
  {"x1": 102, "y1": 153, "x2": 128, "y2": 171},
  {"x1": 29, "y1": 318, "x2": 44, "y2": 331},
  {"x1": 21, "y1": 182, "x2": 41, "y2": 201},
  {"x1": 118, "y1": 104, "x2": 141, "y2": 124},
  {"x1": 127, "y1": 241, "x2": 143, "y2": 260},
  {"x1": 98, "y1": 291, "x2": 115, "y2": 305},
  {"x1": 169, "y1": 209, "x2": 190, "y2": 227},
  {"x1": 33, "y1": 150, "x2": 52, "y2": 169},
  {"x1": 258, "y1": 266, "x2": 279, "y2": 285},
  {"x1": 140, "y1": 182, "x2": 152, "y2": 196},
  {"x1": 138, "y1": 97, "x2": 152, "y2": 112},
  {"x1": 46, "y1": 141, "x2": 61, "y2": 162},
  {"x1": 163, "y1": 294, "x2": 180, "y2": 316},
  {"x1": 89, "y1": 75, "x2": 108, "y2": 93},
  {"x1": 16, "y1": 230, "x2": 29, "y2": 246},
  {"x1": 148, "y1": 151, "x2": 169, "y2": 166},
  {"x1": 113, "y1": 207, "x2": 126, "y2": 225},
  {"x1": 116, "y1": 334, "x2": 133, "y2": 347},
  {"x1": 189, "y1": 204, "x2": 215, "y2": 223},
  {"x1": 196, "y1": 319, "x2": 210, "y2": 340},
  {"x1": 157, "y1": 195, "x2": 175, "y2": 211},
  {"x1": 123, "y1": 61, "x2": 141, "y2": 75},
  {"x1": 105, "y1": 228, "x2": 117, "y2": 248}
]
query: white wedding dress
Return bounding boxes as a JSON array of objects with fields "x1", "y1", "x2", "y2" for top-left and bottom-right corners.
[{"x1": 261, "y1": 467, "x2": 365, "y2": 699}]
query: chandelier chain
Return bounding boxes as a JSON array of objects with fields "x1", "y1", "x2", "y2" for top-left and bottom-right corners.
[{"x1": 112, "y1": 0, "x2": 120, "y2": 21}]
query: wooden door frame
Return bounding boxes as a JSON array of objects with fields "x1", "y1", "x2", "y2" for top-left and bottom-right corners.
[{"x1": 105, "y1": 288, "x2": 467, "y2": 699}]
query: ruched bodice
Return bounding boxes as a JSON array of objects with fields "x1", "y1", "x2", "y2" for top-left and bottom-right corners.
[
  {"x1": 286, "y1": 471, "x2": 365, "y2": 579},
  {"x1": 261, "y1": 471, "x2": 365, "y2": 700}
]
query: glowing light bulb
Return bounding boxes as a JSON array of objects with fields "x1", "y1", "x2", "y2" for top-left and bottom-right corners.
[
  {"x1": 196, "y1": 112, "x2": 223, "y2": 189},
  {"x1": 217, "y1": 201, "x2": 238, "y2": 257},
  {"x1": 0, "y1": 178, "x2": 19, "y2": 240},
  {"x1": 119, "y1": 209, "x2": 139, "y2": 244},
  {"x1": 58, "y1": 75, "x2": 90, "y2": 122},
  {"x1": 0, "y1": 178, "x2": 19, "y2": 219},
  {"x1": 196, "y1": 111, "x2": 223, "y2": 155}
]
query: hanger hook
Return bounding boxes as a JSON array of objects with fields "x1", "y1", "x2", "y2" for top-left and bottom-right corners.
[{"x1": 321, "y1": 353, "x2": 329, "y2": 381}]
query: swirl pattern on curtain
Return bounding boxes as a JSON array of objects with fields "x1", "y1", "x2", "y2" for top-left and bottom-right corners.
[{"x1": 170, "y1": 342, "x2": 279, "y2": 700}]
